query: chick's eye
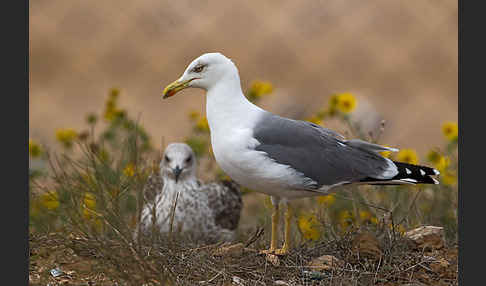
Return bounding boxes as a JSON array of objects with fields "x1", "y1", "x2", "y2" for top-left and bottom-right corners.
[
  {"x1": 192, "y1": 65, "x2": 205, "y2": 73},
  {"x1": 185, "y1": 156, "x2": 192, "y2": 163},
  {"x1": 165, "y1": 155, "x2": 171, "y2": 162}
]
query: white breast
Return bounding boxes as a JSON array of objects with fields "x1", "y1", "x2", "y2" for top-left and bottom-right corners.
[
  {"x1": 205, "y1": 83, "x2": 318, "y2": 199},
  {"x1": 211, "y1": 126, "x2": 315, "y2": 198}
]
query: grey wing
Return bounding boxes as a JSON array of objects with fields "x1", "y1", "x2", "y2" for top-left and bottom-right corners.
[
  {"x1": 205, "y1": 180, "x2": 242, "y2": 231},
  {"x1": 252, "y1": 113, "x2": 396, "y2": 189}
]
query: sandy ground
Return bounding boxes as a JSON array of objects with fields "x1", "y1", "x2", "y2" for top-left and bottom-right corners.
[{"x1": 29, "y1": 0, "x2": 457, "y2": 156}]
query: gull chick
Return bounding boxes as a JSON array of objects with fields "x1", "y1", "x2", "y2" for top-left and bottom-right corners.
[{"x1": 137, "y1": 143, "x2": 242, "y2": 244}]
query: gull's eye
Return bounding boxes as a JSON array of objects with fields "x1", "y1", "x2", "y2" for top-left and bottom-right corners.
[
  {"x1": 185, "y1": 156, "x2": 192, "y2": 164},
  {"x1": 192, "y1": 64, "x2": 205, "y2": 73},
  {"x1": 165, "y1": 155, "x2": 171, "y2": 163}
]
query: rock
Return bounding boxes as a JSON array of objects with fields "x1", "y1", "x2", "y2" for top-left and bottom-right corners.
[
  {"x1": 301, "y1": 270, "x2": 327, "y2": 281},
  {"x1": 404, "y1": 226, "x2": 445, "y2": 250},
  {"x1": 232, "y1": 276, "x2": 245, "y2": 285},
  {"x1": 50, "y1": 268, "x2": 64, "y2": 277},
  {"x1": 352, "y1": 232, "x2": 383, "y2": 259},
  {"x1": 307, "y1": 255, "x2": 344, "y2": 271}
]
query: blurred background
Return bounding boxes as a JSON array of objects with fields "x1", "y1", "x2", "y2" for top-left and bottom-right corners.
[
  {"x1": 29, "y1": 0, "x2": 457, "y2": 156},
  {"x1": 28, "y1": 4, "x2": 459, "y2": 276}
]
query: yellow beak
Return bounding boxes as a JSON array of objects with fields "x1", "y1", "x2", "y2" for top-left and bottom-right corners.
[{"x1": 162, "y1": 79, "x2": 192, "y2": 99}]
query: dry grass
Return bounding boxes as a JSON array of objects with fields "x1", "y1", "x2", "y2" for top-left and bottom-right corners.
[{"x1": 29, "y1": 225, "x2": 458, "y2": 285}]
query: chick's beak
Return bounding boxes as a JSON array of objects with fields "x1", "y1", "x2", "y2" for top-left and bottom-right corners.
[
  {"x1": 173, "y1": 166, "x2": 183, "y2": 183},
  {"x1": 162, "y1": 79, "x2": 192, "y2": 99}
]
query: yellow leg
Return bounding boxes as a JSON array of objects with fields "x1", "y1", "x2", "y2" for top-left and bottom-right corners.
[
  {"x1": 260, "y1": 202, "x2": 279, "y2": 254},
  {"x1": 274, "y1": 203, "x2": 292, "y2": 255}
]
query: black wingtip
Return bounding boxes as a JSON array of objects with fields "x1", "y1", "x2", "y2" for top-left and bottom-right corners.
[{"x1": 359, "y1": 161, "x2": 440, "y2": 185}]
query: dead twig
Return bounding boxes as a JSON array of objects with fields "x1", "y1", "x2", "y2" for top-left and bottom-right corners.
[{"x1": 245, "y1": 227, "x2": 265, "y2": 248}]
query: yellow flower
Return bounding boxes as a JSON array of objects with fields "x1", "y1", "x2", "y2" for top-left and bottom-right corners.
[
  {"x1": 109, "y1": 88, "x2": 120, "y2": 99},
  {"x1": 40, "y1": 191, "x2": 60, "y2": 211},
  {"x1": 316, "y1": 194, "x2": 335, "y2": 206},
  {"x1": 195, "y1": 117, "x2": 210, "y2": 133},
  {"x1": 83, "y1": 208, "x2": 103, "y2": 231},
  {"x1": 106, "y1": 97, "x2": 116, "y2": 110},
  {"x1": 82, "y1": 193, "x2": 97, "y2": 220},
  {"x1": 389, "y1": 223, "x2": 406, "y2": 235},
  {"x1": 55, "y1": 128, "x2": 78, "y2": 148},
  {"x1": 84, "y1": 193, "x2": 96, "y2": 208},
  {"x1": 247, "y1": 81, "x2": 273, "y2": 102},
  {"x1": 359, "y1": 210, "x2": 371, "y2": 221},
  {"x1": 29, "y1": 139, "x2": 42, "y2": 158},
  {"x1": 103, "y1": 89, "x2": 125, "y2": 122},
  {"x1": 298, "y1": 213, "x2": 321, "y2": 241},
  {"x1": 442, "y1": 121, "x2": 458, "y2": 141},
  {"x1": 396, "y1": 149, "x2": 419, "y2": 165},
  {"x1": 339, "y1": 210, "x2": 355, "y2": 230},
  {"x1": 123, "y1": 163, "x2": 135, "y2": 177},
  {"x1": 80, "y1": 193, "x2": 103, "y2": 231},
  {"x1": 188, "y1": 110, "x2": 200, "y2": 121},
  {"x1": 427, "y1": 150, "x2": 441, "y2": 163},
  {"x1": 435, "y1": 156, "x2": 450, "y2": 173},
  {"x1": 104, "y1": 108, "x2": 125, "y2": 122},
  {"x1": 104, "y1": 108, "x2": 116, "y2": 122},
  {"x1": 251, "y1": 81, "x2": 273, "y2": 96},
  {"x1": 336, "y1": 92, "x2": 357, "y2": 113},
  {"x1": 306, "y1": 116, "x2": 323, "y2": 126},
  {"x1": 359, "y1": 210, "x2": 378, "y2": 225}
]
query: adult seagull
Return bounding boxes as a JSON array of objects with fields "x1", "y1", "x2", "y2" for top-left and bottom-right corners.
[{"x1": 162, "y1": 52, "x2": 439, "y2": 255}]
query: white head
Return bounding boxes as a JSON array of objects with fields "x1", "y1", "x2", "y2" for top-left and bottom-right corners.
[
  {"x1": 162, "y1": 52, "x2": 239, "y2": 98},
  {"x1": 160, "y1": 143, "x2": 197, "y2": 183}
]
